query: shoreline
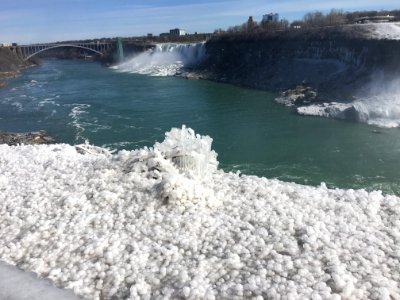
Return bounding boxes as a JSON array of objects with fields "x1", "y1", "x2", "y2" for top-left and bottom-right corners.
[{"x1": 0, "y1": 130, "x2": 55, "y2": 146}]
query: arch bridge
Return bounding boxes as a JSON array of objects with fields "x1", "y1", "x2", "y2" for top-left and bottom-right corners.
[{"x1": 15, "y1": 42, "x2": 115, "y2": 61}]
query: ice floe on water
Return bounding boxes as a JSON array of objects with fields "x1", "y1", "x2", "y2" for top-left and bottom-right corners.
[{"x1": 1, "y1": 126, "x2": 400, "y2": 299}]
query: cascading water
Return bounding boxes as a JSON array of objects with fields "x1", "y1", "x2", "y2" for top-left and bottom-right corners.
[
  {"x1": 352, "y1": 77, "x2": 400, "y2": 128},
  {"x1": 112, "y1": 43, "x2": 206, "y2": 76},
  {"x1": 353, "y1": 96, "x2": 400, "y2": 128}
]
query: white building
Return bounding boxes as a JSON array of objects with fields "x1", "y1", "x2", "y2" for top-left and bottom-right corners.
[{"x1": 169, "y1": 28, "x2": 186, "y2": 36}]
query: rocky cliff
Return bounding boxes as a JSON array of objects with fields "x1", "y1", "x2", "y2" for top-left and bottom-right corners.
[
  {"x1": 198, "y1": 23, "x2": 400, "y2": 103},
  {"x1": 0, "y1": 48, "x2": 36, "y2": 84}
]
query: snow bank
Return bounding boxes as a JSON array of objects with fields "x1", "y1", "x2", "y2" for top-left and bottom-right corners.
[{"x1": 1, "y1": 126, "x2": 400, "y2": 299}]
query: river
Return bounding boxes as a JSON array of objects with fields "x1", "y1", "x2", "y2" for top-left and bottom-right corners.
[{"x1": 1, "y1": 59, "x2": 400, "y2": 195}]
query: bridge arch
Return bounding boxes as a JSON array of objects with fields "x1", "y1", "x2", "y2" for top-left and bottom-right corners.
[{"x1": 24, "y1": 44, "x2": 104, "y2": 61}]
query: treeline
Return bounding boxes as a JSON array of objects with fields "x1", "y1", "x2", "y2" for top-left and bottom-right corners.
[
  {"x1": 213, "y1": 9, "x2": 400, "y2": 37},
  {"x1": 294, "y1": 9, "x2": 400, "y2": 28},
  {"x1": 215, "y1": 16, "x2": 290, "y2": 35}
]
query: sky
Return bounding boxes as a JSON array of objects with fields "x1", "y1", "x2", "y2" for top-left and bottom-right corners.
[{"x1": 1, "y1": 0, "x2": 399, "y2": 44}]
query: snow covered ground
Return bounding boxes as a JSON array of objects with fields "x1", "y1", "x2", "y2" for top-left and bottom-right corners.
[
  {"x1": 363, "y1": 22, "x2": 400, "y2": 40},
  {"x1": 1, "y1": 127, "x2": 400, "y2": 299}
]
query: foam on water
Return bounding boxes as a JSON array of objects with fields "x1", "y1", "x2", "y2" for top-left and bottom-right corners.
[
  {"x1": 67, "y1": 104, "x2": 91, "y2": 142},
  {"x1": 112, "y1": 43, "x2": 206, "y2": 76},
  {"x1": 1, "y1": 126, "x2": 399, "y2": 299}
]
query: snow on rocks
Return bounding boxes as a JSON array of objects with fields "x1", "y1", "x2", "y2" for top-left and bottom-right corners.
[
  {"x1": 1, "y1": 127, "x2": 400, "y2": 299},
  {"x1": 296, "y1": 102, "x2": 356, "y2": 120}
]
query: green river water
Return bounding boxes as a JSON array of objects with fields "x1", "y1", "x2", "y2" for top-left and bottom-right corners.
[{"x1": 1, "y1": 60, "x2": 399, "y2": 194}]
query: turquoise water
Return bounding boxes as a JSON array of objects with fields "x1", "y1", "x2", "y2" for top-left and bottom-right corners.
[{"x1": 1, "y1": 60, "x2": 400, "y2": 194}]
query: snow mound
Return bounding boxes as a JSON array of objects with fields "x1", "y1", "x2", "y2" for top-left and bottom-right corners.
[{"x1": 1, "y1": 127, "x2": 400, "y2": 299}]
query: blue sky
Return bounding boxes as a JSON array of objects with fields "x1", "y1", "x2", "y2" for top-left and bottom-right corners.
[{"x1": 1, "y1": 0, "x2": 399, "y2": 44}]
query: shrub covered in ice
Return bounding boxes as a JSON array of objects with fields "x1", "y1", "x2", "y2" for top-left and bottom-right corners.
[
  {"x1": 154, "y1": 125, "x2": 218, "y2": 179},
  {"x1": 151, "y1": 126, "x2": 219, "y2": 208},
  {"x1": 0, "y1": 127, "x2": 400, "y2": 300}
]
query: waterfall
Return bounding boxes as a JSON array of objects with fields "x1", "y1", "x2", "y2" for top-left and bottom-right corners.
[
  {"x1": 351, "y1": 77, "x2": 400, "y2": 128},
  {"x1": 112, "y1": 42, "x2": 206, "y2": 76}
]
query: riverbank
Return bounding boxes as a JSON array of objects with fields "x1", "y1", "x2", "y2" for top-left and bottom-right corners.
[
  {"x1": 0, "y1": 47, "x2": 37, "y2": 87},
  {"x1": 0, "y1": 130, "x2": 55, "y2": 145}
]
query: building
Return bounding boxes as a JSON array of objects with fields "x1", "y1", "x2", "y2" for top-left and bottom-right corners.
[
  {"x1": 169, "y1": 28, "x2": 186, "y2": 36},
  {"x1": 262, "y1": 13, "x2": 279, "y2": 23}
]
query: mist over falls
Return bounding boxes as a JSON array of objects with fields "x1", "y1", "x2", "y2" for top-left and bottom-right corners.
[
  {"x1": 353, "y1": 77, "x2": 400, "y2": 128},
  {"x1": 113, "y1": 43, "x2": 206, "y2": 76}
]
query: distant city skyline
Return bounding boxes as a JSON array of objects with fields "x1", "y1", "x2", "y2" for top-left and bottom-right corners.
[{"x1": 1, "y1": 0, "x2": 399, "y2": 44}]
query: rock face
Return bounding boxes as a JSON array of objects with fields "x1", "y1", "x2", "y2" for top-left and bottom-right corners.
[
  {"x1": 197, "y1": 26, "x2": 400, "y2": 103},
  {"x1": 0, "y1": 130, "x2": 55, "y2": 146},
  {"x1": 0, "y1": 47, "x2": 36, "y2": 80}
]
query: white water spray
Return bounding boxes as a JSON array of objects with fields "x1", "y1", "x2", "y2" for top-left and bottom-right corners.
[
  {"x1": 353, "y1": 77, "x2": 400, "y2": 128},
  {"x1": 112, "y1": 43, "x2": 206, "y2": 76}
]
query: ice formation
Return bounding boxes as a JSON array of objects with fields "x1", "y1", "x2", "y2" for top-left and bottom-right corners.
[
  {"x1": 296, "y1": 102, "x2": 354, "y2": 120},
  {"x1": 1, "y1": 126, "x2": 400, "y2": 299}
]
